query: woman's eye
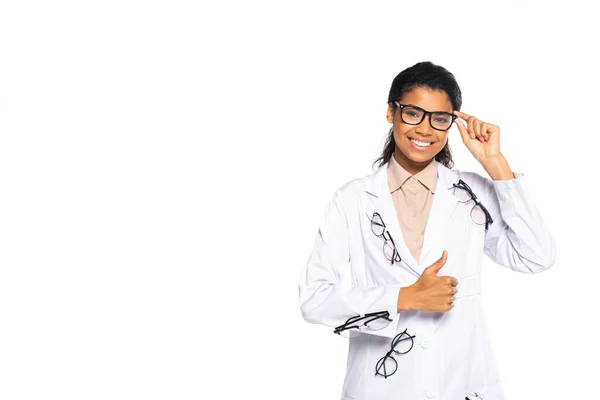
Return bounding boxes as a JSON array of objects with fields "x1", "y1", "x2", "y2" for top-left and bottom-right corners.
[{"x1": 435, "y1": 117, "x2": 450, "y2": 124}]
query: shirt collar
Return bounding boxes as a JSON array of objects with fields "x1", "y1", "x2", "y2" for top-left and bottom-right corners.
[{"x1": 387, "y1": 154, "x2": 438, "y2": 194}]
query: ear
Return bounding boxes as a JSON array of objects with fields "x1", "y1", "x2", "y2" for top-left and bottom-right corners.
[{"x1": 386, "y1": 103, "x2": 394, "y2": 124}]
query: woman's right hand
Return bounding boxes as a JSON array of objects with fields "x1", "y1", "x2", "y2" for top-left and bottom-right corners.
[{"x1": 397, "y1": 250, "x2": 458, "y2": 312}]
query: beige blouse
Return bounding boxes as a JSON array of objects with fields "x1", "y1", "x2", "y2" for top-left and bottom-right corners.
[{"x1": 387, "y1": 155, "x2": 438, "y2": 264}]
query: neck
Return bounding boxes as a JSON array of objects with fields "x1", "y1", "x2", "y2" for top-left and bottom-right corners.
[{"x1": 392, "y1": 151, "x2": 433, "y2": 176}]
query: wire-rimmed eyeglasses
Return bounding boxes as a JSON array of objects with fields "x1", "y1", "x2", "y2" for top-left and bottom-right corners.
[
  {"x1": 370, "y1": 212, "x2": 402, "y2": 265},
  {"x1": 375, "y1": 328, "x2": 416, "y2": 378},
  {"x1": 451, "y1": 179, "x2": 494, "y2": 230},
  {"x1": 393, "y1": 101, "x2": 457, "y2": 131},
  {"x1": 333, "y1": 311, "x2": 393, "y2": 338}
]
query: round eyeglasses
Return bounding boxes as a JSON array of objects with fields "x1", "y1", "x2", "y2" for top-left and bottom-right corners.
[
  {"x1": 393, "y1": 101, "x2": 457, "y2": 131},
  {"x1": 375, "y1": 329, "x2": 416, "y2": 378}
]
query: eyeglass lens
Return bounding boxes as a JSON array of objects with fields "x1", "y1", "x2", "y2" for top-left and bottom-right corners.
[
  {"x1": 401, "y1": 106, "x2": 453, "y2": 130},
  {"x1": 334, "y1": 312, "x2": 392, "y2": 338},
  {"x1": 376, "y1": 355, "x2": 398, "y2": 378},
  {"x1": 375, "y1": 330, "x2": 415, "y2": 378},
  {"x1": 383, "y1": 239, "x2": 398, "y2": 262},
  {"x1": 371, "y1": 213, "x2": 401, "y2": 263},
  {"x1": 391, "y1": 331, "x2": 414, "y2": 354},
  {"x1": 371, "y1": 213, "x2": 385, "y2": 236},
  {"x1": 453, "y1": 186, "x2": 488, "y2": 226}
]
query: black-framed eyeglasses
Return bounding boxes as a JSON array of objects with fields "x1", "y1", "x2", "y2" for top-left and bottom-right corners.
[
  {"x1": 370, "y1": 212, "x2": 402, "y2": 265},
  {"x1": 375, "y1": 328, "x2": 416, "y2": 378},
  {"x1": 333, "y1": 311, "x2": 393, "y2": 337},
  {"x1": 451, "y1": 179, "x2": 494, "y2": 230},
  {"x1": 393, "y1": 101, "x2": 457, "y2": 131}
]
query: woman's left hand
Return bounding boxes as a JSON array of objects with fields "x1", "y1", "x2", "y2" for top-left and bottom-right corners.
[{"x1": 453, "y1": 110, "x2": 502, "y2": 163}]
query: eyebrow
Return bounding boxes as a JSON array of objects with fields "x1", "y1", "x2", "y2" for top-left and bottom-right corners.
[{"x1": 404, "y1": 103, "x2": 453, "y2": 113}]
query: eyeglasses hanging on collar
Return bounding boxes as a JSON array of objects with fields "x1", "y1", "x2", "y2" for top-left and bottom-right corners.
[
  {"x1": 451, "y1": 179, "x2": 494, "y2": 230},
  {"x1": 370, "y1": 212, "x2": 402, "y2": 265}
]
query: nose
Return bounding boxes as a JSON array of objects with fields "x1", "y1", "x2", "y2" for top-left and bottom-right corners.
[{"x1": 415, "y1": 114, "x2": 435, "y2": 136}]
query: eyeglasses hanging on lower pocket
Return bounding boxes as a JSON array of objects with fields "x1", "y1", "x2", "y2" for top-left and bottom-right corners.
[{"x1": 375, "y1": 328, "x2": 416, "y2": 378}]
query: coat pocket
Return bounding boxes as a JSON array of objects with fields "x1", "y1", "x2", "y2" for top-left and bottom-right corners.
[
  {"x1": 455, "y1": 273, "x2": 482, "y2": 299},
  {"x1": 466, "y1": 380, "x2": 505, "y2": 399}
]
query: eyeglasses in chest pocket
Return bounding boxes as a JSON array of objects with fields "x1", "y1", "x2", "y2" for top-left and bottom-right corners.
[
  {"x1": 450, "y1": 179, "x2": 493, "y2": 231},
  {"x1": 367, "y1": 212, "x2": 403, "y2": 265}
]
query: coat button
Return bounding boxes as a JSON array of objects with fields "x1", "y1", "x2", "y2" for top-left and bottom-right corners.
[{"x1": 424, "y1": 391, "x2": 434, "y2": 399}]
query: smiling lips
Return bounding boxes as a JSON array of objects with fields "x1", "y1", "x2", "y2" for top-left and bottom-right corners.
[{"x1": 409, "y1": 138, "x2": 434, "y2": 148}]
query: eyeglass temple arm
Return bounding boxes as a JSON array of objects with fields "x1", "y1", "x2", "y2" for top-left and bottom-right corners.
[{"x1": 334, "y1": 311, "x2": 392, "y2": 333}]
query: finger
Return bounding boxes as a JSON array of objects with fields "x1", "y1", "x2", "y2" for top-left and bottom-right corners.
[
  {"x1": 441, "y1": 276, "x2": 458, "y2": 287},
  {"x1": 467, "y1": 119, "x2": 476, "y2": 139},
  {"x1": 481, "y1": 121, "x2": 490, "y2": 141},
  {"x1": 477, "y1": 121, "x2": 487, "y2": 142},
  {"x1": 424, "y1": 250, "x2": 447, "y2": 275},
  {"x1": 437, "y1": 250, "x2": 448, "y2": 267},
  {"x1": 454, "y1": 110, "x2": 477, "y2": 138},
  {"x1": 477, "y1": 120, "x2": 487, "y2": 142},
  {"x1": 473, "y1": 119, "x2": 481, "y2": 140},
  {"x1": 454, "y1": 118, "x2": 474, "y2": 140},
  {"x1": 453, "y1": 110, "x2": 473, "y2": 121},
  {"x1": 443, "y1": 299, "x2": 454, "y2": 312}
]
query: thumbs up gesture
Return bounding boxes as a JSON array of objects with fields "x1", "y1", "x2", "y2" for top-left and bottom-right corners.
[{"x1": 397, "y1": 251, "x2": 458, "y2": 313}]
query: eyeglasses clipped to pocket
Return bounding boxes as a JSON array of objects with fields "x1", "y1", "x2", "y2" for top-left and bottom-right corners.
[{"x1": 451, "y1": 179, "x2": 494, "y2": 231}]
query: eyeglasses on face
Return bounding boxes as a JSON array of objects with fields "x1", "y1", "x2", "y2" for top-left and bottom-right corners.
[{"x1": 393, "y1": 101, "x2": 457, "y2": 131}]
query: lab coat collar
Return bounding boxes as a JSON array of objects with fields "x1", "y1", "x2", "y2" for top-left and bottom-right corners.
[
  {"x1": 388, "y1": 155, "x2": 438, "y2": 194},
  {"x1": 365, "y1": 160, "x2": 459, "y2": 276}
]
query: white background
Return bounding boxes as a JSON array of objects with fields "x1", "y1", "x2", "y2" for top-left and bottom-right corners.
[{"x1": 0, "y1": 1, "x2": 597, "y2": 399}]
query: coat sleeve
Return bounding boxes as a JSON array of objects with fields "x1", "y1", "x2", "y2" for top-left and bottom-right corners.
[
  {"x1": 476, "y1": 172, "x2": 556, "y2": 273},
  {"x1": 298, "y1": 189, "x2": 402, "y2": 337}
]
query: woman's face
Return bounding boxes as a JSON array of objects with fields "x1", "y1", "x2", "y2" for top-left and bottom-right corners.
[{"x1": 386, "y1": 87, "x2": 453, "y2": 173}]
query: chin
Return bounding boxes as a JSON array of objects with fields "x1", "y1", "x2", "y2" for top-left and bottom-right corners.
[
  {"x1": 401, "y1": 146, "x2": 439, "y2": 164},
  {"x1": 409, "y1": 154, "x2": 436, "y2": 164}
]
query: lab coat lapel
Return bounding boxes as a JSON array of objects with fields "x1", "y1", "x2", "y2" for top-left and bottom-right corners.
[
  {"x1": 364, "y1": 165, "x2": 421, "y2": 277},
  {"x1": 418, "y1": 162, "x2": 460, "y2": 268}
]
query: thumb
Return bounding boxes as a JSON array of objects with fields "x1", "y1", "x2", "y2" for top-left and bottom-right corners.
[
  {"x1": 454, "y1": 116, "x2": 474, "y2": 141},
  {"x1": 424, "y1": 250, "x2": 448, "y2": 275}
]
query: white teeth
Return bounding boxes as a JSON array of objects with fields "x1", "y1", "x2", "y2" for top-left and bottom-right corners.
[{"x1": 410, "y1": 139, "x2": 432, "y2": 147}]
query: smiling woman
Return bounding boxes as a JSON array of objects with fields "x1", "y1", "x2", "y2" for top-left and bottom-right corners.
[
  {"x1": 298, "y1": 61, "x2": 556, "y2": 400},
  {"x1": 387, "y1": 89, "x2": 456, "y2": 173}
]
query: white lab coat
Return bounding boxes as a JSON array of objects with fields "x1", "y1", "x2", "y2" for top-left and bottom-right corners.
[{"x1": 298, "y1": 161, "x2": 555, "y2": 400}]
